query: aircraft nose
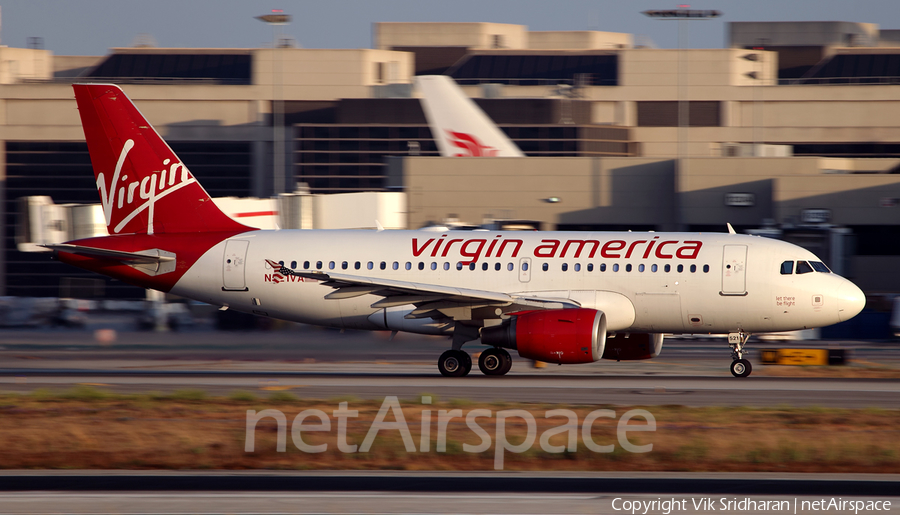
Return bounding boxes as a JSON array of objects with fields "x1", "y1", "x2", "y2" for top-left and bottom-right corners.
[{"x1": 837, "y1": 280, "x2": 865, "y2": 322}]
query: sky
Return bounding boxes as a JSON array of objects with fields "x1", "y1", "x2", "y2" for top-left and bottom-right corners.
[{"x1": 2, "y1": 0, "x2": 900, "y2": 56}]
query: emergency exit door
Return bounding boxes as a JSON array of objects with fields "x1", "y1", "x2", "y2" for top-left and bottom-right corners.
[{"x1": 721, "y1": 245, "x2": 747, "y2": 295}]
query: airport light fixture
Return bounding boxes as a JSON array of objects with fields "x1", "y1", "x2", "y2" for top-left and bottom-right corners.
[
  {"x1": 256, "y1": 10, "x2": 292, "y2": 196},
  {"x1": 642, "y1": 6, "x2": 722, "y2": 230},
  {"x1": 641, "y1": 9, "x2": 721, "y2": 18}
]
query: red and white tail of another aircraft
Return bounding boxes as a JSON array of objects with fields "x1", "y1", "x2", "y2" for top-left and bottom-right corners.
[
  {"x1": 47, "y1": 84, "x2": 865, "y2": 378},
  {"x1": 416, "y1": 75, "x2": 525, "y2": 157}
]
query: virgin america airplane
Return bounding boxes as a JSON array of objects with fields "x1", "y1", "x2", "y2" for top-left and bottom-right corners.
[{"x1": 46, "y1": 84, "x2": 865, "y2": 378}]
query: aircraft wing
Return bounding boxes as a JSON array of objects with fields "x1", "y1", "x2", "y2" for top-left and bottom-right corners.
[{"x1": 266, "y1": 260, "x2": 577, "y2": 321}]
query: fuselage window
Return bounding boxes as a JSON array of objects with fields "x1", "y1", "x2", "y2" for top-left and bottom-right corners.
[
  {"x1": 574, "y1": 263, "x2": 581, "y2": 272},
  {"x1": 703, "y1": 264, "x2": 709, "y2": 273},
  {"x1": 507, "y1": 263, "x2": 514, "y2": 271},
  {"x1": 316, "y1": 261, "x2": 323, "y2": 270},
  {"x1": 796, "y1": 260, "x2": 814, "y2": 274},
  {"x1": 431, "y1": 262, "x2": 438, "y2": 271},
  {"x1": 677, "y1": 264, "x2": 684, "y2": 273},
  {"x1": 290, "y1": 261, "x2": 297, "y2": 269},
  {"x1": 587, "y1": 263, "x2": 594, "y2": 272},
  {"x1": 380, "y1": 261, "x2": 386, "y2": 270},
  {"x1": 278, "y1": 261, "x2": 284, "y2": 266},
  {"x1": 811, "y1": 261, "x2": 831, "y2": 273},
  {"x1": 341, "y1": 261, "x2": 348, "y2": 270},
  {"x1": 651, "y1": 264, "x2": 658, "y2": 272},
  {"x1": 625, "y1": 264, "x2": 632, "y2": 272},
  {"x1": 482, "y1": 262, "x2": 488, "y2": 271},
  {"x1": 405, "y1": 262, "x2": 411, "y2": 271},
  {"x1": 600, "y1": 263, "x2": 607, "y2": 272},
  {"x1": 303, "y1": 261, "x2": 310, "y2": 269},
  {"x1": 444, "y1": 262, "x2": 450, "y2": 271},
  {"x1": 780, "y1": 261, "x2": 794, "y2": 275},
  {"x1": 638, "y1": 264, "x2": 645, "y2": 272},
  {"x1": 469, "y1": 262, "x2": 476, "y2": 271},
  {"x1": 562, "y1": 263, "x2": 568, "y2": 272},
  {"x1": 393, "y1": 262, "x2": 400, "y2": 271},
  {"x1": 327, "y1": 261, "x2": 334, "y2": 270},
  {"x1": 612, "y1": 264, "x2": 619, "y2": 272},
  {"x1": 457, "y1": 262, "x2": 463, "y2": 271},
  {"x1": 522, "y1": 262, "x2": 529, "y2": 271},
  {"x1": 495, "y1": 263, "x2": 501, "y2": 271},
  {"x1": 367, "y1": 261, "x2": 374, "y2": 270},
  {"x1": 664, "y1": 264, "x2": 671, "y2": 273},
  {"x1": 690, "y1": 264, "x2": 696, "y2": 273},
  {"x1": 354, "y1": 261, "x2": 360, "y2": 270},
  {"x1": 419, "y1": 262, "x2": 425, "y2": 271},
  {"x1": 542, "y1": 263, "x2": 549, "y2": 271}
]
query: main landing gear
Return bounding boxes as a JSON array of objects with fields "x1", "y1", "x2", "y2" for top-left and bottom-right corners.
[
  {"x1": 728, "y1": 331, "x2": 752, "y2": 378},
  {"x1": 438, "y1": 323, "x2": 513, "y2": 377},
  {"x1": 437, "y1": 347, "x2": 513, "y2": 377}
]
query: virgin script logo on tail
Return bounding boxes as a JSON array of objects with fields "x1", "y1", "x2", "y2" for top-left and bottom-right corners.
[
  {"x1": 445, "y1": 130, "x2": 499, "y2": 157},
  {"x1": 96, "y1": 139, "x2": 197, "y2": 234}
]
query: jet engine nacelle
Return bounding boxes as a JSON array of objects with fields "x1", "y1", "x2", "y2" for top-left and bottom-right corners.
[
  {"x1": 481, "y1": 308, "x2": 607, "y2": 364},
  {"x1": 601, "y1": 333, "x2": 664, "y2": 361}
]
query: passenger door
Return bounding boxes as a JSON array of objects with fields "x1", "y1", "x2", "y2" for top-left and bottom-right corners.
[{"x1": 721, "y1": 245, "x2": 747, "y2": 295}]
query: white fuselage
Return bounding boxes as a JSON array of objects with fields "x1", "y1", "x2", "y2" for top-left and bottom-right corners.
[{"x1": 169, "y1": 229, "x2": 863, "y2": 337}]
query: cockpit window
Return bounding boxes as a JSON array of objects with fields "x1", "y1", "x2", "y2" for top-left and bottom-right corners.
[
  {"x1": 810, "y1": 261, "x2": 831, "y2": 273},
  {"x1": 780, "y1": 261, "x2": 793, "y2": 275},
  {"x1": 796, "y1": 260, "x2": 814, "y2": 274}
]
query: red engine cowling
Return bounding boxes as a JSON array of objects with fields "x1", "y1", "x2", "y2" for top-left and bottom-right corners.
[
  {"x1": 481, "y1": 308, "x2": 607, "y2": 364},
  {"x1": 601, "y1": 333, "x2": 664, "y2": 361}
]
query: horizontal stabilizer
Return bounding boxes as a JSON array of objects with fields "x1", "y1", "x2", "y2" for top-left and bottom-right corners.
[{"x1": 43, "y1": 244, "x2": 176, "y2": 276}]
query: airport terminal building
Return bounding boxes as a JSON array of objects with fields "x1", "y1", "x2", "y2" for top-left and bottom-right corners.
[{"x1": 1, "y1": 20, "x2": 900, "y2": 298}]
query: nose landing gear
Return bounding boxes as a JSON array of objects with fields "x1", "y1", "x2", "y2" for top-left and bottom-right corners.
[{"x1": 729, "y1": 331, "x2": 752, "y2": 378}]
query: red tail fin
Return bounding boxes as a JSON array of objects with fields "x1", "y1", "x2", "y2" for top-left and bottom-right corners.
[{"x1": 73, "y1": 84, "x2": 250, "y2": 235}]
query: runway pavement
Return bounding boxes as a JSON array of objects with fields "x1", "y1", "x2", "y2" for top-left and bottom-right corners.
[
  {"x1": 0, "y1": 328, "x2": 898, "y2": 514},
  {"x1": 0, "y1": 471, "x2": 897, "y2": 514},
  {"x1": 1, "y1": 327, "x2": 898, "y2": 407}
]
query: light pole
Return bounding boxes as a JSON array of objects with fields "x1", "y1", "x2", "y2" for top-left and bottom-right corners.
[
  {"x1": 642, "y1": 7, "x2": 721, "y2": 230},
  {"x1": 256, "y1": 10, "x2": 291, "y2": 195}
]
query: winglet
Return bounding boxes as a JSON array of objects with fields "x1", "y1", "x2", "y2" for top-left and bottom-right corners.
[
  {"x1": 727, "y1": 223, "x2": 737, "y2": 235},
  {"x1": 375, "y1": 220, "x2": 385, "y2": 232}
]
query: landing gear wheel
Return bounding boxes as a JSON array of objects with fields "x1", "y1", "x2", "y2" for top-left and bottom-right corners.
[
  {"x1": 479, "y1": 347, "x2": 513, "y2": 376},
  {"x1": 438, "y1": 350, "x2": 470, "y2": 377},
  {"x1": 730, "y1": 358, "x2": 752, "y2": 378},
  {"x1": 461, "y1": 351, "x2": 472, "y2": 376}
]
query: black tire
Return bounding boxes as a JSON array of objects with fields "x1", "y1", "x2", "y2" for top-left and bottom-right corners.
[
  {"x1": 497, "y1": 348, "x2": 513, "y2": 375},
  {"x1": 730, "y1": 358, "x2": 752, "y2": 378},
  {"x1": 478, "y1": 348, "x2": 505, "y2": 375},
  {"x1": 479, "y1": 348, "x2": 513, "y2": 376},
  {"x1": 461, "y1": 351, "x2": 472, "y2": 376},
  {"x1": 438, "y1": 350, "x2": 467, "y2": 377}
]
